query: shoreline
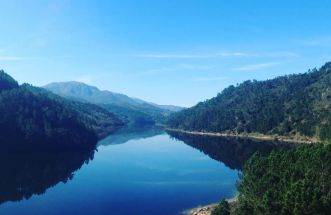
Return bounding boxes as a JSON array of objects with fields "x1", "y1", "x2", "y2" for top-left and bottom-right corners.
[
  {"x1": 165, "y1": 128, "x2": 319, "y2": 144},
  {"x1": 184, "y1": 196, "x2": 238, "y2": 215},
  {"x1": 169, "y1": 127, "x2": 319, "y2": 215}
]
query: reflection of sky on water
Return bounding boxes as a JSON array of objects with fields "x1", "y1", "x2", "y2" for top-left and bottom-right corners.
[{"x1": 0, "y1": 132, "x2": 238, "y2": 215}]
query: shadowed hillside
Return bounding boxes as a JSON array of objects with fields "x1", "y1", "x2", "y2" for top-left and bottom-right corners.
[{"x1": 0, "y1": 70, "x2": 123, "y2": 150}]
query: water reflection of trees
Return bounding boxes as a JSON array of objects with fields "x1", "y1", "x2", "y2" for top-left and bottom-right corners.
[
  {"x1": 167, "y1": 131, "x2": 292, "y2": 170},
  {"x1": 98, "y1": 125, "x2": 164, "y2": 146},
  {"x1": 0, "y1": 150, "x2": 95, "y2": 204}
]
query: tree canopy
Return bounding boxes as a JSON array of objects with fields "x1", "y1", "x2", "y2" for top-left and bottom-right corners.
[
  {"x1": 0, "y1": 71, "x2": 123, "y2": 151},
  {"x1": 234, "y1": 143, "x2": 331, "y2": 215},
  {"x1": 167, "y1": 62, "x2": 331, "y2": 141}
]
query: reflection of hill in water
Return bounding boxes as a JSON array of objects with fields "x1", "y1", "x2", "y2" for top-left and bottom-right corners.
[
  {"x1": 0, "y1": 150, "x2": 94, "y2": 204},
  {"x1": 167, "y1": 131, "x2": 292, "y2": 170},
  {"x1": 98, "y1": 125, "x2": 164, "y2": 146}
]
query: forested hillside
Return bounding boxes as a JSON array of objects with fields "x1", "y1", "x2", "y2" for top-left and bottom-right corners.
[
  {"x1": 167, "y1": 62, "x2": 331, "y2": 141},
  {"x1": 44, "y1": 81, "x2": 182, "y2": 124},
  {"x1": 26, "y1": 84, "x2": 124, "y2": 137},
  {"x1": 212, "y1": 143, "x2": 331, "y2": 215},
  {"x1": 0, "y1": 70, "x2": 122, "y2": 150}
]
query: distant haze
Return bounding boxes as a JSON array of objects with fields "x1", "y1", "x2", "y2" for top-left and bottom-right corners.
[
  {"x1": 43, "y1": 81, "x2": 184, "y2": 110},
  {"x1": 43, "y1": 81, "x2": 184, "y2": 124}
]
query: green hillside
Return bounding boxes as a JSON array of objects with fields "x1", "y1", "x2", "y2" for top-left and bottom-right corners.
[
  {"x1": 0, "y1": 70, "x2": 122, "y2": 150},
  {"x1": 167, "y1": 62, "x2": 331, "y2": 142}
]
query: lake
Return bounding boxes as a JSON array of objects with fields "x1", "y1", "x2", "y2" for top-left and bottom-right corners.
[{"x1": 0, "y1": 126, "x2": 285, "y2": 215}]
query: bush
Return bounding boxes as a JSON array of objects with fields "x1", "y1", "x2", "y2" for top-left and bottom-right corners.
[{"x1": 212, "y1": 200, "x2": 230, "y2": 215}]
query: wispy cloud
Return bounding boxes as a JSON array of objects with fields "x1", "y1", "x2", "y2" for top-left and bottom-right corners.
[
  {"x1": 0, "y1": 56, "x2": 32, "y2": 61},
  {"x1": 233, "y1": 62, "x2": 281, "y2": 71},
  {"x1": 133, "y1": 52, "x2": 250, "y2": 59},
  {"x1": 139, "y1": 64, "x2": 215, "y2": 76},
  {"x1": 193, "y1": 76, "x2": 227, "y2": 81},
  {"x1": 263, "y1": 51, "x2": 300, "y2": 58},
  {"x1": 298, "y1": 37, "x2": 331, "y2": 47},
  {"x1": 76, "y1": 75, "x2": 94, "y2": 84},
  {"x1": 75, "y1": 73, "x2": 116, "y2": 84},
  {"x1": 130, "y1": 50, "x2": 300, "y2": 60},
  {"x1": 0, "y1": 55, "x2": 77, "y2": 61}
]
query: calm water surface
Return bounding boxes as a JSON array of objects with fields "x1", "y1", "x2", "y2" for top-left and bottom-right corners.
[{"x1": 0, "y1": 128, "x2": 249, "y2": 215}]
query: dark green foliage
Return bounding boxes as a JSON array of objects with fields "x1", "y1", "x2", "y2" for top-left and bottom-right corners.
[
  {"x1": 0, "y1": 71, "x2": 123, "y2": 150},
  {"x1": 167, "y1": 62, "x2": 331, "y2": 141},
  {"x1": 0, "y1": 70, "x2": 18, "y2": 91},
  {"x1": 212, "y1": 200, "x2": 231, "y2": 215},
  {"x1": 24, "y1": 84, "x2": 124, "y2": 138},
  {"x1": 0, "y1": 87, "x2": 95, "y2": 150},
  {"x1": 69, "y1": 102, "x2": 124, "y2": 138},
  {"x1": 102, "y1": 103, "x2": 157, "y2": 125},
  {"x1": 235, "y1": 144, "x2": 331, "y2": 215}
]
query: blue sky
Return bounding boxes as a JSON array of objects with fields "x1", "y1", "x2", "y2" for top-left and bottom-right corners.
[{"x1": 0, "y1": 0, "x2": 331, "y2": 107}]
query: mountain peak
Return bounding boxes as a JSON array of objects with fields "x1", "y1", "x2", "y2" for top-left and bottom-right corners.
[
  {"x1": 45, "y1": 81, "x2": 100, "y2": 91},
  {"x1": 43, "y1": 81, "x2": 183, "y2": 124},
  {"x1": 43, "y1": 81, "x2": 183, "y2": 111}
]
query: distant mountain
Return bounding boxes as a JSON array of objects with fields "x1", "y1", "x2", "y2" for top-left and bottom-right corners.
[
  {"x1": 148, "y1": 103, "x2": 185, "y2": 112},
  {"x1": 167, "y1": 62, "x2": 331, "y2": 142},
  {"x1": 43, "y1": 82, "x2": 183, "y2": 124},
  {"x1": 24, "y1": 84, "x2": 123, "y2": 138},
  {"x1": 44, "y1": 81, "x2": 139, "y2": 106},
  {"x1": 0, "y1": 70, "x2": 108, "y2": 150}
]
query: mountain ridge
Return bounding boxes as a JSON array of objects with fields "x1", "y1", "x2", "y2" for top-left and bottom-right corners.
[
  {"x1": 44, "y1": 81, "x2": 183, "y2": 124},
  {"x1": 167, "y1": 62, "x2": 331, "y2": 142}
]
